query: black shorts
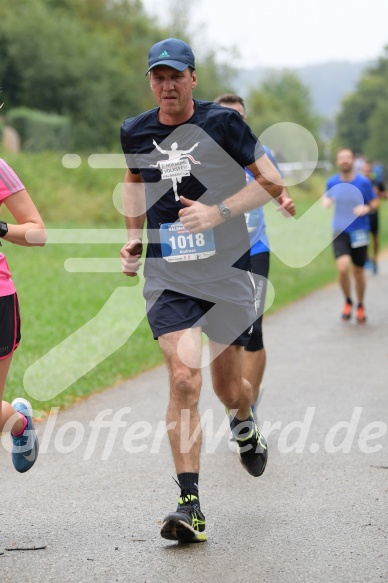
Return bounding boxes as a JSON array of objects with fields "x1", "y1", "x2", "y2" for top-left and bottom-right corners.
[
  {"x1": 144, "y1": 274, "x2": 256, "y2": 347},
  {"x1": 369, "y1": 211, "x2": 378, "y2": 235},
  {"x1": 332, "y1": 232, "x2": 367, "y2": 267},
  {"x1": 245, "y1": 252, "x2": 270, "y2": 352},
  {"x1": 0, "y1": 293, "x2": 21, "y2": 360}
]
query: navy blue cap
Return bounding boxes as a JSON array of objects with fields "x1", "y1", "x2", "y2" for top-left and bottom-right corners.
[{"x1": 146, "y1": 38, "x2": 195, "y2": 74}]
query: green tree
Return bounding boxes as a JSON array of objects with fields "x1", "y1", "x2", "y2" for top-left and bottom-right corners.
[
  {"x1": 0, "y1": 0, "x2": 236, "y2": 150},
  {"x1": 0, "y1": 0, "x2": 157, "y2": 149},
  {"x1": 335, "y1": 46, "x2": 388, "y2": 162},
  {"x1": 366, "y1": 99, "x2": 388, "y2": 163},
  {"x1": 336, "y1": 74, "x2": 387, "y2": 154},
  {"x1": 247, "y1": 70, "x2": 320, "y2": 138}
]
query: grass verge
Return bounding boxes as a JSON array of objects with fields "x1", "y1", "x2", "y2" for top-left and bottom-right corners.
[{"x1": 1, "y1": 153, "x2": 387, "y2": 412}]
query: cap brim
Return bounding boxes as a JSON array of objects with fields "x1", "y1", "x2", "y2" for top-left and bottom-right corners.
[{"x1": 145, "y1": 60, "x2": 190, "y2": 75}]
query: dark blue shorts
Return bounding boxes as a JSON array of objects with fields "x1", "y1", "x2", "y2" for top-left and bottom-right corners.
[
  {"x1": 144, "y1": 274, "x2": 256, "y2": 346},
  {"x1": 333, "y1": 232, "x2": 367, "y2": 267},
  {"x1": 369, "y1": 211, "x2": 378, "y2": 235},
  {"x1": 245, "y1": 252, "x2": 270, "y2": 352},
  {"x1": 0, "y1": 293, "x2": 21, "y2": 360}
]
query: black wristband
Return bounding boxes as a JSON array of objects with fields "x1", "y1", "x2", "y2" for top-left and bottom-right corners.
[{"x1": 0, "y1": 221, "x2": 8, "y2": 237}]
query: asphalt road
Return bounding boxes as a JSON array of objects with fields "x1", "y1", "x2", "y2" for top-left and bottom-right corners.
[{"x1": 1, "y1": 263, "x2": 387, "y2": 583}]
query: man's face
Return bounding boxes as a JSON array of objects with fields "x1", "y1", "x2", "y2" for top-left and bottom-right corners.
[
  {"x1": 149, "y1": 66, "x2": 197, "y2": 120},
  {"x1": 336, "y1": 149, "x2": 354, "y2": 173},
  {"x1": 361, "y1": 162, "x2": 372, "y2": 177},
  {"x1": 218, "y1": 101, "x2": 246, "y2": 120}
]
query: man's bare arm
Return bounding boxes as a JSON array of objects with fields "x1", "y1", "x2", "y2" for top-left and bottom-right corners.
[
  {"x1": 223, "y1": 153, "x2": 283, "y2": 216},
  {"x1": 178, "y1": 153, "x2": 283, "y2": 233},
  {"x1": 123, "y1": 169, "x2": 146, "y2": 239},
  {"x1": 120, "y1": 169, "x2": 147, "y2": 276}
]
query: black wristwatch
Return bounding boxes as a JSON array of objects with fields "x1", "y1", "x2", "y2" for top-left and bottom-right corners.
[
  {"x1": 0, "y1": 221, "x2": 8, "y2": 238},
  {"x1": 216, "y1": 202, "x2": 232, "y2": 220}
]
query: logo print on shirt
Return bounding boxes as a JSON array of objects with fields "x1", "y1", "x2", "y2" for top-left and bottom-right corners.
[{"x1": 150, "y1": 140, "x2": 201, "y2": 201}]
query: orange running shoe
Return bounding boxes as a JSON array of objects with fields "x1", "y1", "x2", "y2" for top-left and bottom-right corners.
[
  {"x1": 342, "y1": 301, "x2": 352, "y2": 321},
  {"x1": 356, "y1": 304, "x2": 366, "y2": 323}
]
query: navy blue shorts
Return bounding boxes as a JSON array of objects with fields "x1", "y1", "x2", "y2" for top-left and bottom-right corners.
[
  {"x1": 144, "y1": 274, "x2": 256, "y2": 347},
  {"x1": 369, "y1": 211, "x2": 378, "y2": 235},
  {"x1": 245, "y1": 252, "x2": 270, "y2": 352},
  {"x1": 0, "y1": 293, "x2": 21, "y2": 360},
  {"x1": 333, "y1": 232, "x2": 367, "y2": 267}
]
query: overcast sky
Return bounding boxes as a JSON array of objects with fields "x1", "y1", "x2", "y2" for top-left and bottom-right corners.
[{"x1": 141, "y1": 0, "x2": 388, "y2": 68}]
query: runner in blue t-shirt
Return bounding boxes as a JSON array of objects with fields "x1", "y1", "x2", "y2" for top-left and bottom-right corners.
[
  {"x1": 322, "y1": 148, "x2": 378, "y2": 322},
  {"x1": 214, "y1": 94, "x2": 295, "y2": 433}
]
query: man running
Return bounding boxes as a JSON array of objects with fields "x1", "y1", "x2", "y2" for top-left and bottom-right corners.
[
  {"x1": 214, "y1": 93, "x2": 295, "y2": 428},
  {"x1": 120, "y1": 38, "x2": 282, "y2": 543},
  {"x1": 322, "y1": 148, "x2": 378, "y2": 322}
]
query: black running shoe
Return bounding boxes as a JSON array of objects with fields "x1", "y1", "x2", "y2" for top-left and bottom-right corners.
[
  {"x1": 160, "y1": 492, "x2": 207, "y2": 543},
  {"x1": 237, "y1": 424, "x2": 268, "y2": 477}
]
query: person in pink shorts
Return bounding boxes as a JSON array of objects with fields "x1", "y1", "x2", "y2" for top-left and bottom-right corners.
[{"x1": 0, "y1": 158, "x2": 46, "y2": 472}]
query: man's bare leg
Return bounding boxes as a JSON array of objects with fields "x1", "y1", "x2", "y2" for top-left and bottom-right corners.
[
  {"x1": 209, "y1": 341, "x2": 267, "y2": 477},
  {"x1": 242, "y1": 348, "x2": 266, "y2": 404},
  {"x1": 158, "y1": 327, "x2": 203, "y2": 474},
  {"x1": 158, "y1": 327, "x2": 207, "y2": 542}
]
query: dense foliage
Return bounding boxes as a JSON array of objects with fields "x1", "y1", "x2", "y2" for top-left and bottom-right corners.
[
  {"x1": 0, "y1": 0, "x2": 322, "y2": 155},
  {"x1": 336, "y1": 46, "x2": 388, "y2": 164},
  {"x1": 0, "y1": 0, "x2": 232, "y2": 150},
  {"x1": 247, "y1": 70, "x2": 320, "y2": 139}
]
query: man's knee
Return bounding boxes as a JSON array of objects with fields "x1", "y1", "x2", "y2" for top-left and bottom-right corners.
[
  {"x1": 336, "y1": 254, "x2": 350, "y2": 269},
  {"x1": 353, "y1": 265, "x2": 365, "y2": 278},
  {"x1": 170, "y1": 367, "x2": 201, "y2": 404},
  {"x1": 215, "y1": 377, "x2": 251, "y2": 409}
]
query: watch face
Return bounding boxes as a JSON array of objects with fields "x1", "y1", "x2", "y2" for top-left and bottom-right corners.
[{"x1": 221, "y1": 207, "x2": 231, "y2": 218}]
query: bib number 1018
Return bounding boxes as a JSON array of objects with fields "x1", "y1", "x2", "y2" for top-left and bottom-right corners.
[
  {"x1": 169, "y1": 232, "x2": 205, "y2": 250},
  {"x1": 160, "y1": 221, "x2": 216, "y2": 262}
]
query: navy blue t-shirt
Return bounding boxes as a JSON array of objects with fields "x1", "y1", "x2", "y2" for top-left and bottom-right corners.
[{"x1": 121, "y1": 99, "x2": 265, "y2": 284}]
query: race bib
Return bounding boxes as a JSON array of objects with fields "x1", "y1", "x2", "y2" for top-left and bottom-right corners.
[
  {"x1": 160, "y1": 222, "x2": 216, "y2": 262},
  {"x1": 349, "y1": 229, "x2": 369, "y2": 249},
  {"x1": 245, "y1": 209, "x2": 260, "y2": 233}
]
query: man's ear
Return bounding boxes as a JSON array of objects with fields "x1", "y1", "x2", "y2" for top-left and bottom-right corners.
[{"x1": 191, "y1": 71, "x2": 198, "y2": 89}]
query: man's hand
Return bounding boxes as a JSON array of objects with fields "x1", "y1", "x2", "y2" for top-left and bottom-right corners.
[
  {"x1": 178, "y1": 196, "x2": 223, "y2": 233},
  {"x1": 276, "y1": 193, "x2": 296, "y2": 217},
  {"x1": 321, "y1": 196, "x2": 332, "y2": 209},
  {"x1": 353, "y1": 204, "x2": 370, "y2": 217},
  {"x1": 120, "y1": 239, "x2": 143, "y2": 276}
]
